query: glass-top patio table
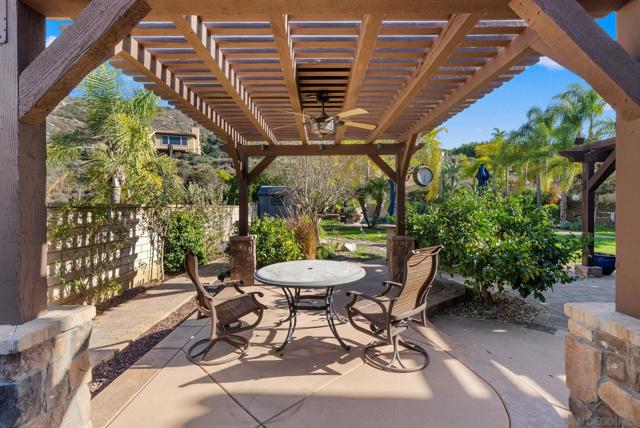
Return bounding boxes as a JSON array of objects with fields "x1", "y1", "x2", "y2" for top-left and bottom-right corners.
[{"x1": 255, "y1": 260, "x2": 366, "y2": 352}]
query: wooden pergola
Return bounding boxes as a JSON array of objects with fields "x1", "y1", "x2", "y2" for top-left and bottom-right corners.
[
  {"x1": 2, "y1": 0, "x2": 640, "y2": 326},
  {"x1": 561, "y1": 137, "x2": 616, "y2": 268}
]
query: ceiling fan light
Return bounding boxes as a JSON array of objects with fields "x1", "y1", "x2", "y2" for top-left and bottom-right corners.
[{"x1": 310, "y1": 119, "x2": 336, "y2": 137}]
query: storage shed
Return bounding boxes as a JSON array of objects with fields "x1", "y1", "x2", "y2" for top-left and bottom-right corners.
[{"x1": 257, "y1": 186, "x2": 293, "y2": 218}]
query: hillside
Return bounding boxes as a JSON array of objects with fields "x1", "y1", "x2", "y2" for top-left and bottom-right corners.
[{"x1": 46, "y1": 97, "x2": 232, "y2": 203}]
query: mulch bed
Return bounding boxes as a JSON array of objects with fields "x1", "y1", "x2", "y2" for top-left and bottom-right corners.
[
  {"x1": 90, "y1": 299, "x2": 197, "y2": 397},
  {"x1": 440, "y1": 292, "x2": 540, "y2": 324}
]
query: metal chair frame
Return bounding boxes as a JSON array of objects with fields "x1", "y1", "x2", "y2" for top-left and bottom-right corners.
[
  {"x1": 184, "y1": 251, "x2": 267, "y2": 364},
  {"x1": 346, "y1": 245, "x2": 442, "y2": 372}
]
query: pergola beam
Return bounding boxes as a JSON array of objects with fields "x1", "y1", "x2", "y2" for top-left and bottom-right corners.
[
  {"x1": 113, "y1": 36, "x2": 244, "y2": 167},
  {"x1": 19, "y1": 0, "x2": 150, "y2": 124},
  {"x1": 399, "y1": 134, "x2": 420, "y2": 178},
  {"x1": 248, "y1": 156, "x2": 277, "y2": 183},
  {"x1": 398, "y1": 27, "x2": 538, "y2": 141},
  {"x1": 366, "y1": 13, "x2": 482, "y2": 143},
  {"x1": 237, "y1": 142, "x2": 420, "y2": 157},
  {"x1": 510, "y1": 0, "x2": 640, "y2": 120},
  {"x1": 334, "y1": 15, "x2": 382, "y2": 144},
  {"x1": 172, "y1": 15, "x2": 277, "y2": 144},
  {"x1": 588, "y1": 149, "x2": 616, "y2": 191},
  {"x1": 367, "y1": 155, "x2": 396, "y2": 180},
  {"x1": 271, "y1": 15, "x2": 309, "y2": 144},
  {"x1": 23, "y1": 0, "x2": 627, "y2": 20}
]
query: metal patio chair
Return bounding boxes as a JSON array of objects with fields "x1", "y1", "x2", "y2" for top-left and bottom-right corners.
[
  {"x1": 184, "y1": 251, "x2": 267, "y2": 364},
  {"x1": 345, "y1": 245, "x2": 442, "y2": 372}
]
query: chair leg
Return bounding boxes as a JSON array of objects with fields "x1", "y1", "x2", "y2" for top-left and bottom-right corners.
[
  {"x1": 362, "y1": 335, "x2": 431, "y2": 373},
  {"x1": 187, "y1": 334, "x2": 250, "y2": 365}
]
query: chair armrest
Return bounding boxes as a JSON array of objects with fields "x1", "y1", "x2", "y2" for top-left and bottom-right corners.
[
  {"x1": 390, "y1": 302, "x2": 427, "y2": 322},
  {"x1": 377, "y1": 280, "x2": 403, "y2": 297},
  {"x1": 245, "y1": 291, "x2": 268, "y2": 309},
  {"x1": 205, "y1": 279, "x2": 244, "y2": 295},
  {"x1": 345, "y1": 291, "x2": 391, "y2": 313}
]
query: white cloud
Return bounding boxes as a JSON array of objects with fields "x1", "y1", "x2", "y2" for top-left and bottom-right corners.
[
  {"x1": 538, "y1": 56, "x2": 565, "y2": 70},
  {"x1": 46, "y1": 35, "x2": 57, "y2": 47}
]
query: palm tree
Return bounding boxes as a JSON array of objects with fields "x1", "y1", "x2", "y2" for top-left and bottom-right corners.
[
  {"x1": 441, "y1": 156, "x2": 464, "y2": 195},
  {"x1": 550, "y1": 84, "x2": 615, "y2": 222},
  {"x1": 48, "y1": 65, "x2": 161, "y2": 204},
  {"x1": 554, "y1": 84, "x2": 615, "y2": 142},
  {"x1": 512, "y1": 106, "x2": 559, "y2": 205}
]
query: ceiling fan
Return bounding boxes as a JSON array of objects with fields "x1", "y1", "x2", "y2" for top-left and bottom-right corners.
[{"x1": 274, "y1": 91, "x2": 377, "y2": 138}]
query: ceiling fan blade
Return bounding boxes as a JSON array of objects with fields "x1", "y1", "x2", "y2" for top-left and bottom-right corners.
[
  {"x1": 271, "y1": 124, "x2": 300, "y2": 130},
  {"x1": 343, "y1": 121, "x2": 377, "y2": 131},
  {"x1": 336, "y1": 108, "x2": 368, "y2": 119},
  {"x1": 272, "y1": 110, "x2": 313, "y2": 118}
]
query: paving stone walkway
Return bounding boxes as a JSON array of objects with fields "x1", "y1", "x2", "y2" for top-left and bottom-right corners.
[
  {"x1": 89, "y1": 258, "x2": 227, "y2": 367},
  {"x1": 527, "y1": 272, "x2": 615, "y2": 332}
]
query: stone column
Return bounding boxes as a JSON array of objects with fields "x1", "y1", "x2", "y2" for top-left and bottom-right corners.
[
  {"x1": 565, "y1": 303, "x2": 640, "y2": 428},
  {"x1": 229, "y1": 235, "x2": 257, "y2": 286},
  {"x1": 0, "y1": 306, "x2": 95, "y2": 428},
  {"x1": 388, "y1": 235, "x2": 415, "y2": 283}
]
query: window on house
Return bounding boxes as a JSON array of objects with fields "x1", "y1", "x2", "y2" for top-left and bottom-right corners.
[{"x1": 161, "y1": 135, "x2": 189, "y2": 146}]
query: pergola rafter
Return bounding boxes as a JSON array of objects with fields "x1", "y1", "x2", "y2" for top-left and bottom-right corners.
[
  {"x1": 398, "y1": 27, "x2": 538, "y2": 141},
  {"x1": 271, "y1": 15, "x2": 310, "y2": 144},
  {"x1": 366, "y1": 13, "x2": 482, "y2": 143},
  {"x1": 171, "y1": 15, "x2": 278, "y2": 144},
  {"x1": 112, "y1": 36, "x2": 244, "y2": 166},
  {"x1": 334, "y1": 15, "x2": 383, "y2": 144}
]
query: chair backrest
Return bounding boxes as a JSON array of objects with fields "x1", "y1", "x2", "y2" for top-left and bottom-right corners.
[
  {"x1": 184, "y1": 251, "x2": 212, "y2": 315},
  {"x1": 391, "y1": 245, "x2": 442, "y2": 317}
]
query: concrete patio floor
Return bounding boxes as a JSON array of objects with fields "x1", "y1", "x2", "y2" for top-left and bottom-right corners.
[{"x1": 92, "y1": 259, "x2": 570, "y2": 428}]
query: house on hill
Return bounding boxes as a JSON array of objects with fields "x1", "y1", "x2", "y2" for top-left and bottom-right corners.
[{"x1": 153, "y1": 126, "x2": 202, "y2": 155}]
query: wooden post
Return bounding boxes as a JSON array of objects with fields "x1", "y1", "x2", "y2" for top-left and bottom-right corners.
[
  {"x1": 238, "y1": 156, "x2": 250, "y2": 236},
  {"x1": 581, "y1": 155, "x2": 595, "y2": 267},
  {"x1": 396, "y1": 153, "x2": 406, "y2": 236},
  {"x1": 615, "y1": 0, "x2": 640, "y2": 319},
  {"x1": 0, "y1": 1, "x2": 47, "y2": 324}
]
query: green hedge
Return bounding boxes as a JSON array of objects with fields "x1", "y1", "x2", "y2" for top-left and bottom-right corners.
[
  {"x1": 250, "y1": 217, "x2": 302, "y2": 268},
  {"x1": 164, "y1": 210, "x2": 206, "y2": 274},
  {"x1": 407, "y1": 190, "x2": 581, "y2": 301}
]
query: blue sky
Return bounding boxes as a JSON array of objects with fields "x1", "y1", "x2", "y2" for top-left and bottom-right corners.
[{"x1": 45, "y1": 14, "x2": 617, "y2": 149}]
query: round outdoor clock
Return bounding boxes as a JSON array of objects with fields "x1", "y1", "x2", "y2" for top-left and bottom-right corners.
[{"x1": 413, "y1": 166, "x2": 434, "y2": 187}]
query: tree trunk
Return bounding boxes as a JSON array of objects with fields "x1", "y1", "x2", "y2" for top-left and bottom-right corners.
[
  {"x1": 536, "y1": 174, "x2": 542, "y2": 206},
  {"x1": 358, "y1": 197, "x2": 370, "y2": 227},
  {"x1": 371, "y1": 194, "x2": 383, "y2": 227},
  {"x1": 111, "y1": 176, "x2": 121, "y2": 204},
  {"x1": 560, "y1": 191, "x2": 568, "y2": 223}
]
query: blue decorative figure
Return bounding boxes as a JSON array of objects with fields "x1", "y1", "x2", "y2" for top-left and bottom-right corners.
[
  {"x1": 387, "y1": 179, "x2": 396, "y2": 218},
  {"x1": 475, "y1": 164, "x2": 491, "y2": 191}
]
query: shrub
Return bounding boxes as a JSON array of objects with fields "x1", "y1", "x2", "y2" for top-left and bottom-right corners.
[
  {"x1": 164, "y1": 210, "x2": 206, "y2": 274},
  {"x1": 250, "y1": 217, "x2": 302, "y2": 267},
  {"x1": 289, "y1": 215, "x2": 319, "y2": 259},
  {"x1": 406, "y1": 190, "x2": 581, "y2": 302},
  {"x1": 316, "y1": 244, "x2": 335, "y2": 260}
]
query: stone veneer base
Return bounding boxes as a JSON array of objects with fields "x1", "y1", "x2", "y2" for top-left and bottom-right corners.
[
  {"x1": 565, "y1": 303, "x2": 640, "y2": 428},
  {"x1": 0, "y1": 305, "x2": 96, "y2": 428},
  {"x1": 387, "y1": 235, "x2": 415, "y2": 283},
  {"x1": 229, "y1": 235, "x2": 257, "y2": 287}
]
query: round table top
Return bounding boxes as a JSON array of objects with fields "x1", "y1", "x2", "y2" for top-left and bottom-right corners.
[{"x1": 254, "y1": 260, "x2": 366, "y2": 288}]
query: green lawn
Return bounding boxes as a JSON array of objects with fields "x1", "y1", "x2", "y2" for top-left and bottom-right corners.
[
  {"x1": 595, "y1": 236, "x2": 616, "y2": 255},
  {"x1": 595, "y1": 226, "x2": 616, "y2": 238},
  {"x1": 320, "y1": 220, "x2": 387, "y2": 243}
]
